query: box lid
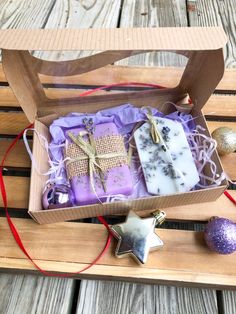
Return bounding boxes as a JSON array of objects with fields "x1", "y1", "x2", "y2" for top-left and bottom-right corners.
[
  {"x1": 0, "y1": 27, "x2": 227, "y2": 123},
  {"x1": 0, "y1": 27, "x2": 227, "y2": 51}
]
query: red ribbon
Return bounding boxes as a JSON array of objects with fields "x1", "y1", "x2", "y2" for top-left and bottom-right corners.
[
  {"x1": 0, "y1": 123, "x2": 114, "y2": 277},
  {"x1": 0, "y1": 82, "x2": 235, "y2": 277},
  {"x1": 0, "y1": 82, "x2": 165, "y2": 277},
  {"x1": 224, "y1": 190, "x2": 236, "y2": 205}
]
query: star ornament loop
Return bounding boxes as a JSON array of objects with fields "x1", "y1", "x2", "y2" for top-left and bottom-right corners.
[{"x1": 110, "y1": 210, "x2": 166, "y2": 264}]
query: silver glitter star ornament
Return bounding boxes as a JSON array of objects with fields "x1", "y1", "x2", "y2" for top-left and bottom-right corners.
[{"x1": 110, "y1": 210, "x2": 166, "y2": 264}]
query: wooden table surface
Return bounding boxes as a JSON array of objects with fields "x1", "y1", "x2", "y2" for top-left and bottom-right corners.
[{"x1": 0, "y1": 1, "x2": 236, "y2": 313}]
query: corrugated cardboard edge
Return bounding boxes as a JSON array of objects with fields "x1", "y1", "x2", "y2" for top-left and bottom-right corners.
[
  {"x1": 0, "y1": 27, "x2": 227, "y2": 51},
  {"x1": 28, "y1": 110, "x2": 227, "y2": 224},
  {"x1": 30, "y1": 185, "x2": 226, "y2": 225}
]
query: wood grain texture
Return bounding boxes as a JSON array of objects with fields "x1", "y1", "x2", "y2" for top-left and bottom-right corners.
[
  {"x1": 0, "y1": 273, "x2": 75, "y2": 314},
  {"x1": 203, "y1": 95, "x2": 236, "y2": 117},
  {"x1": 0, "y1": 87, "x2": 18, "y2": 106},
  {"x1": 0, "y1": 0, "x2": 56, "y2": 29},
  {"x1": 220, "y1": 153, "x2": 236, "y2": 182},
  {"x1": 1, "y1": 64, "x2": 236, "y2": 91},
  {"x1": 0, "y1": 140, "x2": 31, "y2": 168},
  {"x1": 207, "y1": 121, "x2": 236, "y2": 134},
  {"x1": 0, "y1": 219, "x2": 236, "y2": 288},
  {"x1": 0, "y1": 87, "x2": 111, "y2": 107},
  {"x1": 1, "y1": 98, "x2": 236, "y2": 135},
  {"x1": 77, "y1": 280, "x2": 218, "y2": 314},
  {"x1": 0, "y1": 112, "x2": 29, "y2": 134},
  {"x1": 118, "y1": 0, "x2": 188, "y2": 66},
  {"x1": 39, "y1": 67, "x2": 236, "y2": 91},
  {"x1": 1, "y1": 87, "x2": 236, "y2": 119},
  {"x1": 136, "y1": 190, "x2": 236, "y2": 221},
  {"x1": 35, "y1": 0, "x2": 122, "y2": 61},
  {"x1": 187, "y1": 0, "x2": 236, "y2": 68},
  {"x1": 222, "y1": 290, "x2": 236, "y2": 314},
  {"x1": 0, "y1": 176, "x2": 29, "y2": 209},
  {"x1": 2, "y1": 171, "x2": 236, "y2": 220}
]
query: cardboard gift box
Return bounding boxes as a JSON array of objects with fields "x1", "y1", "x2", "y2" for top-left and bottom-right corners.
[{"x1": 0, "y1": 27, "x2": 228, "y2": 224}]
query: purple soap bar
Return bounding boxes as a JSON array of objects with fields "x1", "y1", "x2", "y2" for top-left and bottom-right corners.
[{"x1": 65, "y1": 122, "x2": 133, "y2": 205}]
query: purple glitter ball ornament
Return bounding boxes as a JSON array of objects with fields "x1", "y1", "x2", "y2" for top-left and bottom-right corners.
[
  {"x1": 42, "y1": 184, "x2": 74, "y2": 210},
  {"x1": 204, "y1": 217, "x2": 236, "y2": 254}
]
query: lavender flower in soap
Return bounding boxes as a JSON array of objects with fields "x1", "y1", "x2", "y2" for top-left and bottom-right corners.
[{"x1": 134, "y1": 117, "x2": 200, "y2": 195}]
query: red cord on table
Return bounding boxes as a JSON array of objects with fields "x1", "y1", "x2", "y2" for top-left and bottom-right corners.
[
  {"x1": 78, "y1": 81, "x2": 166, "y2": 97},
  {"x1": 0, "y1": 81, "x2": 233, "y2": 277},
  {"x1": 0, "y1": 123, "x2": 113, "y2": 277},
  {"x1": 78, "y1": 81, "x2": 193, "y2": 104},
  {"x1": 224, "y1": 190, "x2": 236, "y2": 205},
  {"x1": 0, "y1": 81, "x2": 164, "y2": 277}
]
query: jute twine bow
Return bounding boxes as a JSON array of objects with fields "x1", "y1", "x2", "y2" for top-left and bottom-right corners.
[
  {"x1": 143, "y1": 107, "x2": 162, "y2": 144},
  {"x1": 126, "y1": 108, "x2": 161, "y2": 162},
  {"x1": 66, "y1": 131, "x2": 127, "y2": 198},
  {"x1": 141, "y1": 107, "x2": 189, "y2": 191}
]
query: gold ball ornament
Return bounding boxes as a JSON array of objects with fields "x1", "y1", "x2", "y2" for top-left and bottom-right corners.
[{"x1": 211, "y1": 127, "x2": 236, "y2": 155}]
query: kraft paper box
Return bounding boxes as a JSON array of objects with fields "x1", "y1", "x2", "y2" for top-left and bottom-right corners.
[{"x1": 0, "y1": 27, "x2": 228, "y2": 224}]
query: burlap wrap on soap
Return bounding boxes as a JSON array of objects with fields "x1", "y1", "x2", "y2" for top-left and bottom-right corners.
[{"x1": 65, "y1": 134, "x2": 128, "y2": 179}]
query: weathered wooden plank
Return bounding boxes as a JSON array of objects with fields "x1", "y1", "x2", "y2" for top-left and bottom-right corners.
[
  {"x1": 0, "y1": 273, "x2": 75, "y2": 314},
  {"x1": 222, "y1": 290, "x2": 236, "y2": 314},
  {"x1": 0, "y1": 176, "x2": 29, "y2": 209},
  {"x1": 0, "y1": 0, "x2": 56, "y2": 30},
  {"x1": 77, "y1": 280, "x2": 218, "y2": 314},
  {"x1": 37, "y1": 67, "x2": 236, "y2": 91},
  {"x1": 1, "y1": 102, "x2": 236, "y2": 135},
  {"x1": 207, "y1": 121, "x2": 236, "y2": 133},
  {"x1": 35, "y1": 0, "x2": 122, "y2": 61},
  {"x1": 1, "y1": 65, "x2": 236, "y2": 91},
  {"x1": 118, "y1": 0, "x2": 188, "y2": 66},
  {"x1": 0, "y1": 140, "x2": 31, "y2": 168},
  {"x1": 1, "y1": 87, "x2": 236, "y2": 119},
  {"x1": 0, "y1": 87, "x2": 118, "y2": 107},
  {"x1": 203, "y1": 95, "x2": 236, "y2": 117},
  {"x1": 219, "y1": 153, "x2": 236, "y2": 182},
  {"x1": 0, "y1": 219, "x2": 236, "y2": 288},
  {"x1": 2, "y1": 257, "x2": 236, "y2": 290},
  {"x1": 0, "y1": 64, "x2": 180, "y2": 85},
  {"x1": 1, "y1": 172, "x2": 236, "y2": 221},
  {"x1": 0, "y1": 87, "x2": 18, "y2": 106},
  {"x1": 136, "y1": 190, "x2": 236, "y2": 221},
  {"x1": 217, "y1": 69, "x2": 236, "y2": 90},
  {"x1": 187, "y1": 0, "x2": 236, "y2": 68},
  {"x1": 0, "y1": 112, "x2": 29, "y2": 134},
  {"x1": 26, "y1": 67, "x2": 236, "y2": 92}
]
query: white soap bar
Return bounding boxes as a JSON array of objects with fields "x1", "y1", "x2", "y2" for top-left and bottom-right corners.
[{"x1": 134, "y1": 117, "x2": 199, "y2": 195}]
